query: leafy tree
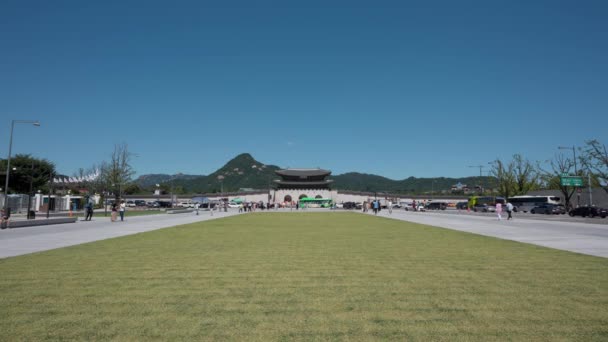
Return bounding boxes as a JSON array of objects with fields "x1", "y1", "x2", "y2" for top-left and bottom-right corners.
[
  {"x1": 122, "y1": 183, "x2": 142, "y2": 195},
  {"x1": 489, "y1": 158, "x2": 515, "y2": 199},
  {"x1": 0, "y1": 154, "x2": 55, "y2": 194}
]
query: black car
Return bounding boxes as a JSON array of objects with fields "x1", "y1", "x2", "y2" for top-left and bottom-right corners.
[
  {"x1": 456, "y1": 201, "x2": 468, "y2": 210},
  {"x1": 157, "y1": 201, "x2": 173, "y2": 208},
  {"x1": 134, "y1": 200, "x2": 147, "y2": 207},
  {"x1": 343, "y1": 202, "x2": 357, "y2": 210},
  {"x1": 426, "y1": 202, "x2": 447, "y2": 210},
  {"x1": 531, "y1": 204, "x2": 566, "y2": 215},
  {"x1": 568, "y1": 206, "x2": 607, "y2": 218}
]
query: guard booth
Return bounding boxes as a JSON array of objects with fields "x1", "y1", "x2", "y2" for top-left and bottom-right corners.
[{"x1": 41, "y1": 196, "x2": 57, "y2": 212}]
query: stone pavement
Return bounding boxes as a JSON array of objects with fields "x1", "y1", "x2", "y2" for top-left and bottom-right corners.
[
  {"x1": 0, "y1": 210, "x2": 239, "y2": 259},
  {"x1": 372, "y1": 209, "x2": 608, "y2": 258}
]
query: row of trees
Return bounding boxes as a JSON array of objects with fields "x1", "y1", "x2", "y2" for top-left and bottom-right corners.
[
  {"x1": 1, "y1": 143, "x2": 136, "y2": 202},
  {"x1": 489, "y1": 140, "x2": 608, "y2": 208}
]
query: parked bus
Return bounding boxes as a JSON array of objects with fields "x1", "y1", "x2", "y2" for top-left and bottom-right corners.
[
  {"x1": 507, "y1": 195, "x2": 561, "y2": 213},
  {"x1": 299, "y1": 197, "x2": 333, "y2": 208}
]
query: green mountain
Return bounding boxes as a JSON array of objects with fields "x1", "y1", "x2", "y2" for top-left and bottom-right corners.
[
  {"x1": 135, "y1": 173, "x2": 199, "y2": 188},
  {"x1": 135, "y1": 153, "x2": 281, "y2": 194},
  {"x1": 135, "y1": 153, "x2": 495, "y2": 194}
]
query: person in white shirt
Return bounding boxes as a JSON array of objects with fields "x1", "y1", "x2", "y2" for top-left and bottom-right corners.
[
  {"x1": 119, "y1": 200, "x2": 126, "y2": 221},
  {"x1": 506, "y1": 202, "x2": 514, "y2": 220}
]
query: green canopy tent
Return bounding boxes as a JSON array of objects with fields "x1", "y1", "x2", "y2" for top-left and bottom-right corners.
[{"x1": 230, "y1": 198, "x2": 244, "y2": 204}]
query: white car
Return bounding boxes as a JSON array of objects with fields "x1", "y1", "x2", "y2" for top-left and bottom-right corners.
[
  {"x1": 177, "y1": 202, "x2": 192, "y2": 208},
  {"x1": 404, "y1": 204, "x2": 426, "y2": 212},
  {"x1": 228, "y1": 203, "x2": 241, "y2": 208}
]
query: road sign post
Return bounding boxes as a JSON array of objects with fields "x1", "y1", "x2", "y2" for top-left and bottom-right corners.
[{"x1": 560, "y1": 176, "x2": 583, "y2": 187}]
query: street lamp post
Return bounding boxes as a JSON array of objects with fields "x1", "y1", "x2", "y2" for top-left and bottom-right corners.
[
  {"x1": 468, "y1": 165, "x2": 485, "y2": 194},
  {"x1": 4, "y1": 120, "x2": 40, "y2": 214},
  {"x1": 26, "y1": 161, "x2": 34, "y2": 219},
  {"x1": 588, "y1": 172, "x2": 593, "y2": 206},
  {"x1": 46, "y1": 174, "x2": 54, "y2": 219},
  {"x1": 558, "y1": 146, "x2": 579, "y2": 206}
]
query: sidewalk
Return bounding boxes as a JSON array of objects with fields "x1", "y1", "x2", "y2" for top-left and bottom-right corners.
[
  {"x1": 373, "y1": 209, "x2": 608, "y2": 258},
  {"x1": 0, "y1": 210, "x2": 239, "y2": 259}
]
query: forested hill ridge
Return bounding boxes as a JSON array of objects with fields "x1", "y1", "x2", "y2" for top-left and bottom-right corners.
[{"x1": 135, "y1": 153, "x2": 494, "y2": 194}]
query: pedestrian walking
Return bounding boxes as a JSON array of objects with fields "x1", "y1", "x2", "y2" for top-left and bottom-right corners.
[
  {"x1": 85, "y1": 201, "x2": 94, "y2": 221},
  {"x1": 1, "y1": 208, "x2": 11, "y2": 229},
  {"x1": 506, "y1": 202, "x2": 514, "y2": 220},
  {"x1": 388, "y1": 200, "x2": 393, "y2": 214},
  {"x1": 119, "y1": 200, "x2": 126, "y2": 221},
  {"x1": 496, "y1": 202, "x2": 503, "y2": 221},
  {"x1": 195, "y1": 202, "x2": 200, "y2": 215},
  {"x1": 110, "y1": 202, "x2": 118, "y2": 222},
  {"x1": 373, "y1": 200, "x2": 379, "y2": 215}
]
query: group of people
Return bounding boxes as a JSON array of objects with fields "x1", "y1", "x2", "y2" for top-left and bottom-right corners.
[
  {"x1": 360, "y1": 200, "x2": 394, "y2": 215},
  {"x1": 83, "y1": 197, "x2": 129, "y2": 222},
  {"x1": 109, "y1": 200, "x2": 126, "y2": 222},
  {"x1": 496, "y1": 201, "x2": 514, "y2": 221}
]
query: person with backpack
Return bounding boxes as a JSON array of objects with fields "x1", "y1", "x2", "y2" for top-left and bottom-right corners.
[
  {"x1": 85, "y1": 200, "x2": 94, "y2": 221},
  {"x1": 506, "y1": 202, "x2": 514, "y2": 220}
]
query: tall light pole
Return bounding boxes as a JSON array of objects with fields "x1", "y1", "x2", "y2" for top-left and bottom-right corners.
[
  {"x1": 4, "y1": 120, "x2": 40, "y2": 213},
  {"x1": 468, "y1": 165, "x2": 484, "y2": 194},
  {"x1": 558, "y1": 146, "x2": 579, "y2": 206}
]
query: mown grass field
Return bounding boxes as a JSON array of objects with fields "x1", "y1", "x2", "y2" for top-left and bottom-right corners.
[{"x1": 1, "y1": 212, "x2": 607, "y2": 340}]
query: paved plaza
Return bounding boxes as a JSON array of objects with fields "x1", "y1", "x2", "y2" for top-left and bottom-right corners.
[
  {"x1": 376, "y1": 209, "x2": 608, "y2": 258},
  {"x1": 0, "y1": 210, "x2": 238, "y2": 259},
  {"x1": 1, "y1": 209, "x2": 608, "y2": 259}
]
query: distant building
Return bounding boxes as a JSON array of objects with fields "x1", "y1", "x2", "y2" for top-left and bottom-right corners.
[{"x1": 451, "y1": 182, "x2": 469, "y2": 193}]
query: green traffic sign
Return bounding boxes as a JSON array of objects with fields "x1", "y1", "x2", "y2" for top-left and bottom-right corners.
[{"x1": 560, "y1": 176, "x2": 584, "y2": 187}]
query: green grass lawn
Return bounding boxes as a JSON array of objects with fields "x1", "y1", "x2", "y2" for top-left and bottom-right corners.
[{"x1": 1, "y1": 212, "x2": 607, "y2": 340}]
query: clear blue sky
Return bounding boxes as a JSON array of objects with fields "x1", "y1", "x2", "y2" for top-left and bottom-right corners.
[{"x1": 1, "y1": 0, "x2": 606, "y2": 180}]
